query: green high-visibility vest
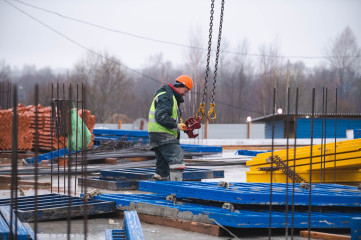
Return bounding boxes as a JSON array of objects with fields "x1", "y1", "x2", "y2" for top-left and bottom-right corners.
[{"x1": 148, "y1": 91, "x2": 178, "y2": 137}]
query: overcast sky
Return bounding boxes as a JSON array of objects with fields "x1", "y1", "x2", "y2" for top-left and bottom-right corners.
[{"x1": 0, "y1": 0, "x2": 360, "y2": 72}]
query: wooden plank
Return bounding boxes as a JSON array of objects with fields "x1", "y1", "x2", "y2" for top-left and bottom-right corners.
[
  {"x1": 0, "y1": 175, "x2": 29, "y2": 181},
  {"x1": 118, "y1": 211, "x2": 222, "y2": 237},
  {"x1": 104, "y1": 158, "x2": 118, "y2": 164},
  {"x1": 0, "y1": 175, "x2": 51, "y2": 186},
  {"x1": 300, "y1": 230, "x2": 351, "y2": 240}
]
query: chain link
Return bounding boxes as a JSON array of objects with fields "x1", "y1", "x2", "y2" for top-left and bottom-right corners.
[
  {"x1": 195, "y1": 0, "x2": 215, "y2": 121},
  {"x1": 210, "y1": 0, "x2": 225, "y2": 105},
  {"x1": 207, "y1": 0, "x2": 225, "y2": 121},
  {"x1": 196, "y1": 0, "x2": 225, "y2": 122},
  {"x1": 201, "y1": 0, "x2": 215, "y2": 104}
]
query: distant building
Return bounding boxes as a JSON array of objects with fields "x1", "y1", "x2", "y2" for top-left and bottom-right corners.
[{"x1": 251, "y1": 113, "x2": 361, "y2": 139}]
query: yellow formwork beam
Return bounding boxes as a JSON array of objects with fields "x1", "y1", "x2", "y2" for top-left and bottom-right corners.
[
  {"x1": 252, "y1": 138, "x2": 361, "y2": 161},
  {"x1": 246, "y1": 169, "x2": 361, "y2": 183},
  {"x1": 249, "y1": 150, "x2": 361, "y2": 171},
  {"x1": 248, "y1": 145, "x2": 361, "y2": 168},
  {"x1": 295, "y1": 155, "x2": 361, "y2": 171},
  {"x1": 247, "y1": 139, "x2": 361, "y2": 166}
]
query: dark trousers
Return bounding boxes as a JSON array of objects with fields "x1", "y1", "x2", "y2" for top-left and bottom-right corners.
[{"x1": 154, "y1": 143, "x2": 184, "y2": 177}]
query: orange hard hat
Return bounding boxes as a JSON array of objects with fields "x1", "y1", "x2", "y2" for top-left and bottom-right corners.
[{"x1": 176, "y1": 75, "x2": 193, "y2": 91}]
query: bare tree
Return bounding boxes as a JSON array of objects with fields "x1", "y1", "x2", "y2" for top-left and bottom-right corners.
[
  {"x1": 0, "y1": 60, "x2": 11, "y2": 82},
  {"x1": 132, "y1": 53, "x2": 176, "y2": 120},
  {"x1": 182, "y1": 25, "x2": 206, "y2": 120},
  {"x1": 69, "y1": 51, "x2": 133, "y2": 122},
  {"x1": 326, "y1": 27, "x2": 361, "y2": 98},
  {"x1": 256, "y1": 40, "x2": 285, "y2": 115}
]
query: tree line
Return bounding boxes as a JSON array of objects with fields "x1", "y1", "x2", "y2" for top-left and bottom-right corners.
[{"x1": 1, "y1": 27, "x2": 360, "y2": 124}]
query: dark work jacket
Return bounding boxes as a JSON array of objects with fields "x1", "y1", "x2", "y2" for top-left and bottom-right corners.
[{"x1": 149, "y1": 84, "x2": 184, "y2": 149}]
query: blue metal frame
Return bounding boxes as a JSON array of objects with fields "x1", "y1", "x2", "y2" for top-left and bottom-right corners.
[
  {"x1": 97, "y1": 194, "x2": 359, "y2": 229},
  {"x1": 100, "y1": 167, "x2": 224, "y2": 181},
  {"x1": 0, "y1": 194, "x2": 116, "y2": 222},
  {"x1": 105, "y1": 211, "x2": 144, "y2": 240},
  {"x1": 93, "y1": 129, "x2": 222, "y2": 153},
  {"x1": 24, "y1": 148, "x2": 78, "y2": 164},
  {"x1": 138, "y1": 181, "x2": 361, "y2": 207},
  {"x1": 94, "y1": 129, "x2": 149, "y2": 137},
  {"x1": 105, "y1": 229, "x2": 126, "y2": 240},
  {"x1": 123, "y1": 211, "x2": 144, "y2": 240},
  {"x1": 0, "y1": 205, "x2": 34, "y2": 240},
  {"x1": 234, "y1": 149, "x2": 269, "y2": 156},
  {"x1": 178, "y1": 144, "x2": 222, "y2": 153}
]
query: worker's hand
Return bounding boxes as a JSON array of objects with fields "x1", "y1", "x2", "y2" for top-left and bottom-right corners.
[{"x1": 177, "y1": 123, "x2": 187, "y2": 131}]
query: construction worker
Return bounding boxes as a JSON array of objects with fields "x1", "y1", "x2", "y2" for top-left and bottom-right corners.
[{"x1": 148, "y1": 75, "x2": 193, "y2": 181}]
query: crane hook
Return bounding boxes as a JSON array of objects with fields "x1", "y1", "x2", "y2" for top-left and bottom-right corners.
[
  {"x1": 195, "y1": 102, "x2": 206, "y2": 122},
  {"x1": 207, "y1": 102, "x2": 216, "y2": 121}
]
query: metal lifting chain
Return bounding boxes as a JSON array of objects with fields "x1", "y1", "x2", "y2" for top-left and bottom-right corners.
[
  {"x1": 195, "y1": 0, "x2": 225, "y2": 122},
  {"x1": 195, "y1": 0, "x2": 215, "y2": 122},
  {"x1": 208, "y1": 0, "x2": 225, "y2": 122}
]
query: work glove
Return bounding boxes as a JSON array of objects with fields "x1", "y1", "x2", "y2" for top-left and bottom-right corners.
[{"x1": 177, "y1": 123, "x2": 187, "y2": 131}]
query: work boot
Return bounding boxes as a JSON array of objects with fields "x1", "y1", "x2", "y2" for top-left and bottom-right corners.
[
  {"x1": 151, "y1": 173, "x2": 169, "y2": 181},
  {"x1": 169, "y1": 163, "x2": 186, "y2": 170}
]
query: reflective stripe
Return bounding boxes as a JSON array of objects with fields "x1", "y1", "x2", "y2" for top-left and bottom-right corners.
[{"x1": 148, "y1": 91, "x2": 178, "y2": 138}]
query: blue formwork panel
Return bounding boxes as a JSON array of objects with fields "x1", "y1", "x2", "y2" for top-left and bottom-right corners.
[
  {"x1": 234, "y1": 149, "x2": 269, "y2": 156},
  {"x1": 93, "y1": 129, "x2": 149, "y2": 145},
  {"x1": 123, "y1": 211, "x2": 144, "y2": 240},
  {"x1": 78, "y1": 177, "x2": 139, "y2": 190},
  {"x1": 0, "y1": 215, "x2": 10, "y2": 240},
  {"x1": 24, "y1": 148, "x2": 78, "y2": 164},
  {"x1": 0, "y1": 194, "x2": 116, "y2": 222},
  {"x1": 97, "y1": 194, "x2": 359, "y2": 229},
  {"x1": 138, "y1": 181, "x2": 361, "y2": 207},
  {"x1": 179, "y1": 144, "x2": 222, "y2": 153},
  {"x1": 105, "y1": 211, "x2": 144, "y2": 240},
  {"x1": 100, "y1": 167, "x2": 224, "y2": 181},
  {"x1": 105, "y1": 229, "x2": 126, "y2": 240},
  {"x1": 354, "y1": 129, "x2": 361, "y2": 139},
  {"x1": 0, "y1": 206, "x2": 34, "y2": 240},
  {"x1": 93, "y1": 129, "x2": 222, "y2": 152},
  {"x1": 94, "y1": 129, "x2": 149, "y2": 138}
]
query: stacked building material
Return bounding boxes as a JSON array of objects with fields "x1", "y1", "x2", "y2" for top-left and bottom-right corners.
[
  {"x1": 97, "y1": 182, "x2": 361, "y2": 231},
  {"x1": 0, "y1": 104, "x2": 33, "y2": 150},
  {"x1": 0, "y1": 104, "x2": 95, "y2": 151},
  {"x1": 246, "y1": 138, "x2": 361, "y2": 183}
]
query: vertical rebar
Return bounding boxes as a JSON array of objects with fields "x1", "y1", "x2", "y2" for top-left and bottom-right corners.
[
  {"x1": 34, "y1": 84, "x2": 39, "y2": 240},
  {"x1": 67, "y1": 84, "x2": 72, "y2": 240},
  {"x1": 320, "y1": 87, "x2": 325, "y2": 183},
  {"x1": 57, "y1": 83, "x2": 60, "y2": 193},
  {"x1": 323, "y1": 88, "x2": 328, "y2": 183},
  {"x1": 51, "y1": 84, "x2": 54, "y2": 193},
  {"x1": 285, "y1": 87, "x2": 290, "y2": 239},
  {"x1": 82, "y1": 83, "x2": 88, "y2": 240},
  {"x1": 10, "y1": 84, "x2": 18, "y2": 240},
  {"x1": 75, "y1": 84, "x2": 79, "y2": 195},
  {"x1": 308, "y1": 88, "x2": 315, "y2": 239},
  {"x1": 268, "y1": 87, "x2": 276, "y2": 239},
  {"x1": 334, "y1": 89, "x2": 338, "y2": 184},
  {"x1": 291, "y1": 88, "x2": 299, "y2": 239},
  {"x1": 63, "y1": 83, "x2": 66, "y2": 194}
]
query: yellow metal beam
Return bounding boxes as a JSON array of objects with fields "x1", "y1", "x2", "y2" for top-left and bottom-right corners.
[
  {"x1": 246, "y1": 169, "x2": 361, "y2": 183},
  {"x1": 249, "y1": 150, "x2": 361, "y2": 171}
]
